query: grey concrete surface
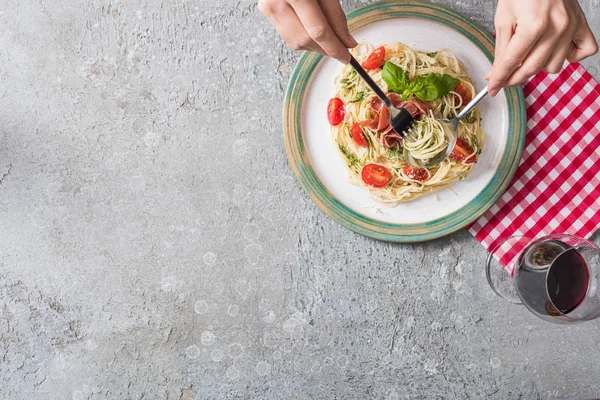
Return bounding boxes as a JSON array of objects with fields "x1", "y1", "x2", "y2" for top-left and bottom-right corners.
[{"x1": 1, "y1": 0, "x2": 600, "y2": 399}]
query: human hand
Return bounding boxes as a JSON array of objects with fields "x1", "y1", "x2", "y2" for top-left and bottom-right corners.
[
  {"x1": 258, "y1": 0, "x2": 357, "y2": 63},
  {"x1": 488, "y1": 0, "x2": 598, "y2": 96}
]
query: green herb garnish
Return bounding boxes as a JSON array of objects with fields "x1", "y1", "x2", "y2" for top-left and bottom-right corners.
[
  {"x1": 382, "y1": 61, "x2": 460, "y2": 101},
  {"x1": 463, "y1": 107, "x2": 478, "y2": 123},
  {"x1": 382, "y1": 61, "x2": 410, "y2": 93},
  {"x1": 349, "y1": 90, "x2": 367, "y2": 103},
  {"x1": 340, "y1": 77, "x2": 356, "y2": 89},
  {"x1": 471, "y1": 135, "x2": 483, "y2": 155},
  {"x1": 426, "y1": 51, "x2": 438, "y2": 57},
  {"x1": 387, "y1": 147, "x2": 403, "y2": 160},
  {"x1": 411, "y1": 74, "x2": 461, "y2": 101},
  {"x1": 339, "y1": 145, "x2": 361, "y2": 168}
]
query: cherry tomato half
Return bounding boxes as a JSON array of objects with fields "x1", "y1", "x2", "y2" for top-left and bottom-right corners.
[
  {"x1": 450, "y1": 137, "x2": 477, "y2": 164},
  {"x1": 362, "y1": 46, "x2": 386, "y2": 70},
  {"x1": 351, "y1": 123, "x2": 369, "y2": 147},
  {"x1": 402, "y1": 165, "x2": 429, "y2": 181},
  {"x1": 327, "y1": 97, "x2": 346, "y2": 126},
  {"x1": 453, "y1": 82, "x2": 473, "y2": 107},
  {"x1": 362, "y1": 164, "x2": 391, "y2": 187}
]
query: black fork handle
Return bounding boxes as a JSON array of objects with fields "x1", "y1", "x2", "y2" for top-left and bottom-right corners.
[
  {"x1": 349, "y1": 55, "x2": 414, "y2": 136},
  {"x1": 349, "y1": 55, "x2": 393, "y2": 110}
]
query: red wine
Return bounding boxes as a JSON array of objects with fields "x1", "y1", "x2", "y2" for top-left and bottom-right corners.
[
  {"x1": 546, "y1": 249, "x2": 590, "y2": 314},
  {"x1": 515, "y1": 242, "x2": 590, "y2": 317}
]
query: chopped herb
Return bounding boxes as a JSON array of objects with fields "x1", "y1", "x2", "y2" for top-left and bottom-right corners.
[
  {"x1": 463, "y1": 107, "x2": 478, "y2": 123},
  {"x1": 339, "y1": 145, "x2": 360, "y2": 168},
  {"x1": 387, "y1": 147, "x2": 403, "y2": 160},
  {"x1": 427, "y1": 51, "x2": 438, "y2": 57},
  {"x1": 349, "y1": 90, "x2": 367, "y2": 103},
  {"x1": 340, "y1": 77, "x2": 356, "y2": 89},
  {"x1": 470, "y1": 135, "x2": 479, "y2": 149}
]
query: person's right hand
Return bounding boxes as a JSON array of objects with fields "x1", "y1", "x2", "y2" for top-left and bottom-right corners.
[
  {"x1": 488, "y1": 0, "x2": 598, "y2": 96},
  {"x1": 258, "y1": 0, "x2": 357, "y2": 63}
]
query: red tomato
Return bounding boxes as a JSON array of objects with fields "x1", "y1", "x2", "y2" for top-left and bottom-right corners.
[
  {"x1": 362, "y1": 46, "x2": 386, "y2": 70},
  {"x1": 327, "y1": 97, "x2": 346, "y2": 126},
  {"x1": 362, "y1": 164, "x2": 391, "y2": 187},
  {"x1": 453, "y1": 82, "x2": 473, "y2": 107},
  {"x1": 402, "y1": 165, "x2": 429, "y2": 181},
  {"x1": 450, "y1": 137, "x2": 477, "y2": 163},
  {"x1": 351, "y1": 123, "x2": 369, "y2": 147}
]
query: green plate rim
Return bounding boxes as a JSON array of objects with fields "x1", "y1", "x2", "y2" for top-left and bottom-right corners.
[{"x1": 283, "y1": 0, "x2": 526, "y2": 243}]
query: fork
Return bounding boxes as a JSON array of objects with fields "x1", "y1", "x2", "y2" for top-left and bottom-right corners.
[
  {"x1": 349, "y1": 55, "x2": 418, "y2": 142},
  {"x1": 407, "y1": 85, "x2": 489, "y2": 168}
]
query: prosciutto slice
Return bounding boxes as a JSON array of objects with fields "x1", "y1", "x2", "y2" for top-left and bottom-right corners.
[
  {"x1": 357, "y1": 119, "x2": 379, "y2": 130},
  {"x1": 382, "y1": 130, "x2": 404, "y2": 148},
  {"x1": 369, "y1": 94, "x2": 432, "y2": 148},
  {"x1": 371, "y1": 94, "x2": 431, "y2": 128}
]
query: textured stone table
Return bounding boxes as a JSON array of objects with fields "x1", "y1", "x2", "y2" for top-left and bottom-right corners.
[{"x1": 1, "y1": 0, "x2": 600, "y2": 398}]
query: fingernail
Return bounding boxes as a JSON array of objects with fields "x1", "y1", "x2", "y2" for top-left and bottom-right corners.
[
  {"x1": 489, "y1": 88, "x2": 498, "y2": 96},
  {"x1": 485, "y1": 71, "x2": 492, "y2": 80}
]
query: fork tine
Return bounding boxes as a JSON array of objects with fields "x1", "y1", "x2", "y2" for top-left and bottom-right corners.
[{"x1": 404, "y1": 127, "x2": 418, "y2": 142}]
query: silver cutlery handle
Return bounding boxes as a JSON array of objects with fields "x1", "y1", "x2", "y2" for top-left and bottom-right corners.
[
  {"x1": 349, "y1": 55, "x2": 393, "y2": 110},
  {"x1": 456, "y1": 85, "x2": 489, "y2": 121}
]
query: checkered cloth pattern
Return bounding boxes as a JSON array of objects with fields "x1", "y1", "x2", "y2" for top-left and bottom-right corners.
[{"x1": 468, "y1": 63, "x2": 600, "y2": 263}]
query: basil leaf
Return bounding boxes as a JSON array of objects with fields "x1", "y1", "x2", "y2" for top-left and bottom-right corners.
[
  {"x1": 409, "y1": 76, "x2": 439, "y2": 101},
  {"x1": 410, "y1": 73, "x2": 460, "y2": 101},
  {"x1": 382, "y1": 61, "x2": 409, "y2": 93},
  {"x1": 431, "y1": 73, "x2": 461, "y2": 95}
]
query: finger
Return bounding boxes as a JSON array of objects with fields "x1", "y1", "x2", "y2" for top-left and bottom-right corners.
[
  {"x1": 488, "y1": 23, "x2": 546, "y2": 96},
  {"x1": 488, "y1": 23, "x2": 513, "y2": 79},
  {"x1": 542, "y1": 7, "x2": 578, "y2": 74},
  {"x1": 290, "y1": 0, "x2": 350, "y2": 63},
  {"x1": 263, "y1": 3, "x2": 326, "y2": 54},
  {"x1": 494, "y1": 23, "x2": 513, "y2": 68},
  {"x1": 318, "y1": 0, "x2": 357, "y2": 48},
  {"x1": 567, "y1": 18, "x2": 599, "y2": 63},
  {"x1": 504, "y1": 33, "x2": 556, "y2": 86},
  {"x1": 544, "y1": 35, "x2": 574, "y2": 74}
]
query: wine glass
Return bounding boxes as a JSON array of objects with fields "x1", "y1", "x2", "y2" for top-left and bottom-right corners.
[{"x1": 486, "y1": 234, "x2": 600, "y2": 323}]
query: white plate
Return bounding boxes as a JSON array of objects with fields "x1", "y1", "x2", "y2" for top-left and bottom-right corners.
[
  {"x1": 283, "y1": 1, "x2": 525, "y2": 242},
  {"x1": 303, "y1": 18, "x2": 507, "y2": 224}
]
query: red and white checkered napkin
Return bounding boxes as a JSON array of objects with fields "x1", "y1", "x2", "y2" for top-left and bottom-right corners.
[{"x1": 468, "y1": 63, "x2": 600, "y2": 266}]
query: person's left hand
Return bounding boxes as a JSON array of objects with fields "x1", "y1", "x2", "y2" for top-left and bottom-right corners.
[{"x1": 488, "y1": 0, "x2": 598, "y2": 96}]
